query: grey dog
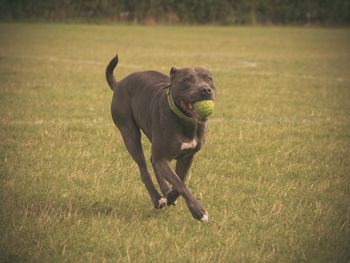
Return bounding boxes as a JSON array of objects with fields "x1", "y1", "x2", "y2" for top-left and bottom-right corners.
[{"x1": 105, "y1": 55, "x2": 216, "y2": 221}]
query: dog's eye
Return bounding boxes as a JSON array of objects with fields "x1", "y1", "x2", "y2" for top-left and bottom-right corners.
[{"x1": 207, "y1": 77, "x2": 213, "y2": 82}]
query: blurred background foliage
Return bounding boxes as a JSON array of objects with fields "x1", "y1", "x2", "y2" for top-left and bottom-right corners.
[{"x1": 0, "y1": 0, "x2": 349, "y2": 25}]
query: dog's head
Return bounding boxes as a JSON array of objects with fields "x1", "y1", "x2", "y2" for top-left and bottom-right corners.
[{"x1": 169, "y1": 67, "x2": 216, "y2": 121}]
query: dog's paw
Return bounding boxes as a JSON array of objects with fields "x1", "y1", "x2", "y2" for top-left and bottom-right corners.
[
  {"x1": 169, "y1": 200, "x2": 177, "y2": 206},
  {"x1": 165, "y1": 190, "x2": 179, "y2": 206},
  {"x1": 192, "y1": 209, "x2": 208, "y2": 222},
  {"x1": 152, "y1": 196, "x2": 167, "y2": 209},
  {"x1": 187, "y1": 201, "x2": 208, "y2": 222},
  {"x1": 157, "y1": 197, "x2": 168, "y2": 209},
  {"x1": 200, "y1": 212, "x2": 209, "y2": 222}
]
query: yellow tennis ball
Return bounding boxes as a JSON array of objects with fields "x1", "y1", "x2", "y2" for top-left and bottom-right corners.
[{"x1": 193, "y1": 100, "x2": 215, "y2": 118}]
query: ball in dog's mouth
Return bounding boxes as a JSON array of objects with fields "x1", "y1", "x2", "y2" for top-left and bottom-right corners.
[
  {"x1": 180, "y1": 100, "x2": 214, "y2": 120},
  {"x1": 193, "y1": 100, "x2": 215, "y2": 118}
]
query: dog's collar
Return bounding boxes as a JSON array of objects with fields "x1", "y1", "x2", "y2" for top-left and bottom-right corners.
[{"x1": 166, "y1": 89, "x2": 195, "y2": 124}]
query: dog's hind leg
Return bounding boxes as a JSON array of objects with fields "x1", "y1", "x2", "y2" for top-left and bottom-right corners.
[{"x1": 117, "y1": 124, "x2": 167, "y2": 209}]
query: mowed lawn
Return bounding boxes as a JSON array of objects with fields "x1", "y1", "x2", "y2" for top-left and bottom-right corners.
[{"x1": 0, "y1": 23, "x2": 349, "y2": 262}]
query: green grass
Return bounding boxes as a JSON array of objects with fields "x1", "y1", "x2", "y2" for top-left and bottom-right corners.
[{"x1": 0, "y1": 23, "x2": 349, "y2": 262}]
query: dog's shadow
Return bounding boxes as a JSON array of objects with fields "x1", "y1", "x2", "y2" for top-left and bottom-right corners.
[{"x1": 59, "y1": 195, "x2": 172, "y2": 223}]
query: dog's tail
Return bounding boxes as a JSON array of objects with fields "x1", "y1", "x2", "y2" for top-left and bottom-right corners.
[{"x1": 105, "y1": 54, "x2": 119, "y2": 90}]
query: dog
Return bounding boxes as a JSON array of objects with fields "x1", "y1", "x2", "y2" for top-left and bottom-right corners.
[{"x1": 105, "y1": 54, "x2": 216, "y2": 221}]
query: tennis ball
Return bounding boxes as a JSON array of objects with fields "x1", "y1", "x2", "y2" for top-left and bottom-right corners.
[{"x1": 193, "y1": 100, "x2": 215, "y2": 118}]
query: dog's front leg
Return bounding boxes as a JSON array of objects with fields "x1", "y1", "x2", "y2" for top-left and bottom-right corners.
[
  {"x1": 166, "y1": 155, "x2": 194, "y2": 205},
  {"x1": 152, "y1": 159, "x2": 208, "y2": 221}
]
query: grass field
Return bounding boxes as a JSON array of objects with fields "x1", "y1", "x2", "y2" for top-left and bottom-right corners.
[{"x1": 0, "y1": 23, "x2": 349, "y2": 262}]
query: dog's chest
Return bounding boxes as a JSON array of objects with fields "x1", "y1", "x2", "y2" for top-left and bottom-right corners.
[{"x1": 180, "y1": 138, "x2": 197, "y2": 150}]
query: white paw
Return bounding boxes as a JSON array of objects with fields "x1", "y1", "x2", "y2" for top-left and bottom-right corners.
[
  {"x1": 158, "y1": 197, "x2": 167, "y2": 209},
  {"x1": 200, "y1": 212, "x2": 209, "y2": 222}
]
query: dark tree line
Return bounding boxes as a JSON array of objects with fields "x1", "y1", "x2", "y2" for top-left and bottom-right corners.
[{"x1": 1, "y1": 0, "x2": 349, "y2": 25}]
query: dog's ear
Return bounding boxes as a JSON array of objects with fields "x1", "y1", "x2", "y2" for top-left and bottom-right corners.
[{"x1": 170, "y1": 67, "x2": 178, "y2": 78}]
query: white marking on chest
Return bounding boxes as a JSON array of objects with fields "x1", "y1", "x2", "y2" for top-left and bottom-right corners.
[{"x1": 180, "y1": 139, "x2": 197, "y2": 150}]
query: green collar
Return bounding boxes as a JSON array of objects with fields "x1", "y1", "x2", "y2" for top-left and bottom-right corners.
[{"x1": 166, "y1": 89, "x2": 195, "y2": 124}]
